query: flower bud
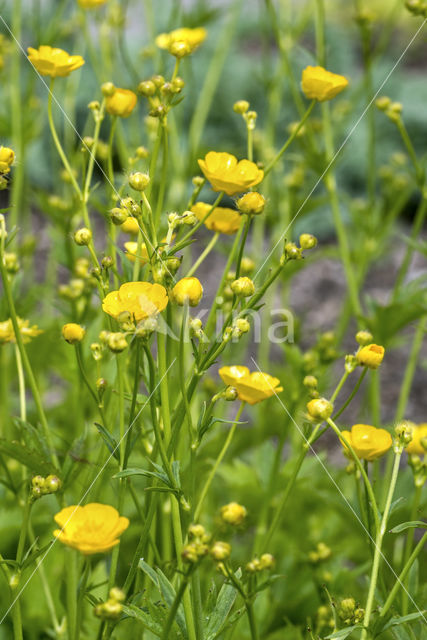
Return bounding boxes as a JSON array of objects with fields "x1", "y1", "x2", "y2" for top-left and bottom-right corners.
[
  {"x1": 210, "y1": 541, "x2": 231, "y2": 561},
  {"x1": 107, "y1": 332, "x2": 128, "y2": 353},
  {"x1": 220, "y1": 502, "x2": 247, "y2": 525},
  {"x1": 188, "y1": 524, "x2": 206, "y2": 540},
  {"x1": 356, "y1": 344, "x2": 384, "y2": 369},
  {"x1": 246, "y1": 559, "x2": 261, "y2": 573},
  {"x1": 395, "y1": 421, "x2": 415, "y2": 448},
  {"x1": 101, "y1": 82, "x2": 116, "y2": 97},
  {"x1": 171, "y1": 77, "x2": 185, "y2": 93},
  {"x1": 110, "y1": 207, "x2": 129, "y2": 225},
  {"x1": 192, "y1": 176, "x2": 205, "y2": 187},
  {"x1": 62, "y1": 323, "x2": 86, "y2": 344},
  {"x1": 109, "y1": 587, "x2": 125, "y2": 603},
  {"x1": 230, "y1": 277, "x2": 255, "y2": 297},
  {"x1": 303, "y1": 375, "x2": 318, "y2": 389},
  {"x1": 172, "y1": 277, "x2": 203, "y2": 307},
  {"x1": 91, "y1": 343, "x2": 103, "y2": 361},
  {"x1": 137, "y1": 80, "x2": 156, "y2": 96},
  {"x1": 0, "y1": 146, "x2": 15, "y2": 173},
  {"x1": 4, "y1": 252, "x2": 19, "y2": 274},
  {"x1": 121, "y1": 197, "x2": 141, "y2": 217},
  {"x1": 306, "y1": 397, "x2": 333, "y2": 421},
  {"x1": 88, "y1": 100, "x2": 100, "y2": 111},
  {"x1": 355, "y1": 330, "x2": 374, "y2": 346},
  {"x1": 96, "y1": 378, "x2": 108, "y2": 394},
  {"x1": 128, "y1": 172, "x2": 150, "y2": 192},
  {"x1": 284, "y1": 242, "x2": 302, "y2": 260},
  {"x1": 258, "y1": 553, "x2": 275, "y2": 569},
  {"x1": 74, "y1": 228, "x2": 92, "y2": 246},
  {"x1": 240, "y1": 257, "x2": 255, "y2": 274},
  {"x1": 375, "y1": 96, "x2": 391, "y2": 111},
  {"x1": 237, "y1": 192, "x2": 265, "y2": 216},
  {"x1": 233, "y1": 100, "x2": 250, "y2": 114},
  {"x1": 299, "y1": 233, "x2": 317, "y2": 250},
  {"x1": 44, "y1": 475, "x2": 61, "y2": 493},
  {"x1": 169, "y1": 41, "x2": 191, "y2": 58},
  {"x1": 32, "y1": 475, "x2": 45, "y2": 488}
]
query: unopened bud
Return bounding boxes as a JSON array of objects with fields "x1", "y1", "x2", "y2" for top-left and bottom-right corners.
[{"x1": 74, "y1": 228, "x2": 92, "y2": 246}]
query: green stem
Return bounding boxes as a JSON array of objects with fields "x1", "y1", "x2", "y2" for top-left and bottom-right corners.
[
  {"x1": 186, "y1": 232, "x2": 219, "y2": 278},
  {"x1": 332, "y1": 368, "x2": 367, "y2": 421},
  {"x1": 47, "y1": 80, "x2": 82, "y2": 199},
  {"x1": 160, "y1": 570, "x2": 192, "y2": 640},
  {"x1": 9, "y1": 0, "x2": 25, "y2": 231},
  {"x1": 16, "y1": 499, "x2": 32, "y2": 565},
  {"x1": 360, "y1": 450, "x2": 402, "y2": 640},
  {"x1": 395, "y1": 316, "x2": 427, "y2": 423},
  {"x1": 401, "y1": 484, "x2": 422, "y2": 615},
  {"x1": 193, "y1": 402, "x2": 245, "y2": 522},
  {"x1": 245, "y1": 600, "x2": 259, "y2": 640},
  {"x1": 0, "y1": 242, "x2": 58, "y2": 467},
  {"x1": 380, "y1": 530, "x2": 427, "y2": 620},
  {"x1": 234, "y1": 215, "x2": 251, "y2": 279},
  {"x1": 14, "y1": 345, "x2": 26, "y2": 422},
  {"x1": 66, "y1": 551, "x2": 78, "y2": 640},
  {"x1": 264, "y1": 101, "x2": 315, "y2": 176}
]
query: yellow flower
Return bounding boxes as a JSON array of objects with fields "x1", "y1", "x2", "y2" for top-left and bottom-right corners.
[
  {"x1": 27, "y1": 45, "x2": 85, "y2": 78},
  {"x1": 78, "y1": 0, "x2": 107, "y2": 7},
  {"x1": 102, "y1": 282, "x2": 168, "y2": 322},
  {"x1": 356, "y1": 344, "x2": 385, "y2": 369},
  {"x1": 120, "y1": 217, "x2": 140, "y2": 235},
  {"x1": 341, "y1": 424, "x2": 392, "y2": 461},
  {"x1": 220, "y1": 502, "x2": 247, "y2": 525},
  {"x1": 191, "y1": 202, "x2": 241, "y2": 235},
  {"x1": 172, "y1": 277, "x2": 204, "y2": 307},
  {"x1": 198, "y1": 152, "x2": 264, "y2": 196},
  {"x1": 53, "y1": 503, "x2": 129, "y2": 554},
  {"x1": 155, "y1": 27, "x2": 207, "y2": 54},
  {"x1": 406, "y1": 424, "x2": 427, "y2": 455},
  {"x1": 301, "y1": 66, "x2": 349, "y2": 102},
  {"x1": 106, "y1": 88, "x2": 137, "y2": 118},
  {"x1": 124, "y1": 241, "x2": 150, "y2": 265},
  {"x1": 0, "y1": 318, "x2": 43, "y2": 345},
  {"x1": 62, "y1": 323, "x2": 86, "y2": 344},
  {"x1": 218, "y1": 365, "x2": 282, "y2": 405},
  {"x1": 0, "y1": 147, "x2": 14, "y2": 174}
]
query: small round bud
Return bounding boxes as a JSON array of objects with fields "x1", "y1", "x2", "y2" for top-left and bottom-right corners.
[
  {"x1": 101, "y1": 256, "x2": 114, "y2": 270},
  {"x1": 303, "y1": 375, "x2": 318, "y2": 389},
  {"x1": 375, "y1": 96, "x2": 391, "y2": 111},
  {"x1": 44, "y1": 475, "x2": 61, "y2": 493},
  {"x1": 192, "y1": 176, "x2": 205, "y2": 187},
  {"x1": 233, "y1": 318, "x2": 250, "y2": 335},
  {"x1": 4, "y1": 252, "x2": 19, "y2": 274},
  {"x1": 62, "y1": 323, "x2": 86, "y2": 344},
  {"x1": 233, "y1": 100, "x2": 250, "y2": 114},
  {"x1": 169, "y1": 41, "x2": 191, "y2": 58},
  {"x1": 136, "y1": 146, "x2": 149, "y2": 159},
  {"x1": 107, "y1": 332, "x2": 128, "y2": 353},
  {"x1": 74, "y1": 228, "x2": 92, "y2": 246},
  {"x1": 299, "y1": 233, "x2": 318, "y2": 250},
  {"x1": 96, "y1": 378, "x2": 108, "y2": 393},
  {"x1": 109, "y1": 587, "x2": 125, "y2": 603},
  {"x1": 151, "y1": 75, "x2": 165, "y2": 88},
  {"x1": 188, "y1": 524, "x2": 206, "y2": 539},
  {"x1": 138, "y1": 80, "x2": 156, "y2": 97},
  {"x1": 91, "y1": 343, "x2": 103, "y2": 361},
  {"x1": 172, "y1": 277, "x2": 203, "y2": 307},
  {"x1": 110, "y1": 207, "x2": 129, "y2": 225},
  {"x1": 224, "y1": 386, "x2": 238, "y2": 402},
  {"x1": 171, "y1": 77, "x2": 185, "y2": 93},
  {"x1": 220, "y1": 502, "x2": 247, "y2": 526},
  {"x1": 355, "y1": 330, "x2": 373, "y2": 346},
  {"x1": 101, "y1": 82, "x2": 116, "y2": 97},
  {"x1": 240, "y1": 257, "x2": 255, "y2": 274},
  {"x1": 32, "y1": 475, "x2": 45, "y2": 488},
  {"x1": 246, "y1": 559, "x2": 261, "y2": 573},
  {"x1": 258, "y1": 553, "x2": 275, "y2": 569},
  {"x1": 230, "y1": 277, "x2": 255, "y2": 297},
  {"x1": 284, "y1": 242, "x2": 302, "y2": 260},
  {"x1": 88, "y1": 100, "x2": 100, "y2": 111},
  {"x1": 210, "y1": 541, "x2": 231, "y2": 561},
  {"x1": 306, "y1": 397, "x2": 333, "y2": 421},
  {"x1": 128, "y1": 172, "x2": 150, "y2": 192},
  {"x1": 237, "y1": 192, "x2": 265, "y2": 216}
]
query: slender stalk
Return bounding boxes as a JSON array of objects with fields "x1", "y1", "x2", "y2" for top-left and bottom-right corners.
[
  {"x1": 401, "y1": 484, "x2": 422, "y2": 615},
  {"x1": 66, "y1": 551, "x2": 78, "y2": 640},
  {"x1": 360, "y1": 450, "x2": 402, "y2": 640},
  {"x1": 395, "y1": 316, "x2": 427, "y2": 423},
  {"x1": 14, "y1": 346, "x2": 26, "y2": 422},
  {"x1": 234, "y1": 215, "x2": 251, "y2": 280},
  {"x1": 9, "y1": 0, "x2": 25, "y2": 231},
  {"x1": 160, "y1": 570, "x2": 192, "y2": 640},
  {"x1": 186, "y1": 232, "x2": 219, "y2": 278},
  {"x1": 0, "y1": 242, "x2": 58, "y2": 467},
  {"x1": 264, "y1": 101, "x2": 315, "y2": 176},
  {"x1": 245, "y1": 600, "x2": 259, "y2": 640},
  {"x1": 193, "y1": 402, "x2": 245, "y2": 522},
  {"x1": 332, "y1": 368, "x2": 367, "y2": 421}
]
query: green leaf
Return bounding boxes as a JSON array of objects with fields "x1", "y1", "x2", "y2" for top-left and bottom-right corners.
[
  {"x1": 382, "y1": 611, "x2": 427, "y2": 631},
  {"x1": 390, "y1": 521, "x2": 427, "y2": 534},
  {"x1": 0, "y1": 438, "x2": 57, "y2": 475},
  {"x1": 325, "y1": 625, "x2": 364, "y2": 639},
  {"x1": 122, "y1": 604, "x2": 163, "y2": 637},
  {"x1": 204, "y1": 569, "x2": 242, "y2": 640},
  {"x1": 21, "y1": 542, "x2": 54, "y2": 570},
  {"x1": 94, "y1": 423, "x2": 120, "y2": 461}
]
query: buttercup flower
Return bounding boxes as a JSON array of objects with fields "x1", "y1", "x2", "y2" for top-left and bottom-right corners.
[
  {"x1": 53, "y1": 503, "x2": 129, "y2": 554},
  {"x1": 341, "y1": 424, "x2": 392, "y2": 461},
  {"x1": 301, "y1": 66, "x2": 349, "y2": 102},
  {"x1": 27, "y1": 46, "x2": 85, "y2": 78},
  {"x1": 155, "y1": 27, "x2": 207, "y2": 55},
  {"x1": 124, "y1": 241, "x2": 150, "y2": 265},
  {"x1": 172, "y1": 277, "x2": 204, "y2": 307},
  {"x1": 406, "y1": 423, "x2": 427, "y2": 455},
  {"x1": 237, "y1": 192, "x2": 265, "y2": 216},
  {"x1": 102, "y1": 282, "x2": 168, "y2": 322},
  {"x1": 219, "y1": 365, "x2": 282, "y2": 405},
  {"x1": 0, "y1": 147, "x2": 14, "y2": 174},
  {"x1": 0, "y1": 318, "x2": 43, "y2": 345},
  {"x1": 106, "y1": 88, "x2": 137, "y2": 118},
  {"x1": 356, "y1": 344, "x2": 385, "y2": 369},
  {"x1": 191, "y1": 202, "x2": 241, "y2": 234},
  {"x1": 198, "y1": 152, "x2": 264, "y2": 196},
  {"x1": 78, "y1": 0, "x2": 107, "y2": 7},
  {"x1": 121, "y1": 217, "x2": 140, "y2": 235},
  {"x1": 62, "y1": 323, "x2": 86, "y2": 344}
]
